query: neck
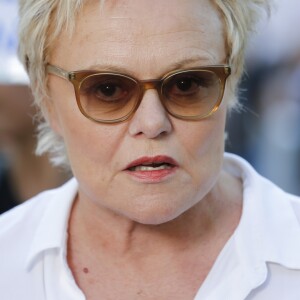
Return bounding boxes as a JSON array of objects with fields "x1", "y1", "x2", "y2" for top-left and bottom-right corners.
[{"x1": 69, "y1": 170, "x2": 242, "y2": 258}]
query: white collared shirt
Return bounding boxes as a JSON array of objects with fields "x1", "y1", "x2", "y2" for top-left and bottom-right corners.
[{"x1": 1, "y1": 153, "x2": 300, "y2": 300}]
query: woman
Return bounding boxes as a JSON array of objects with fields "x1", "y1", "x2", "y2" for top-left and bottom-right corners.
[{"x1": 1, "y1": 0, "x2": 300, "y2": 299}]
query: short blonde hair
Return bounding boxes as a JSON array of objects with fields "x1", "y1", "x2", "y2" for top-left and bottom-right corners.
[{"x1": 18, "y1": 0, "x2": 271, "y2": 168}]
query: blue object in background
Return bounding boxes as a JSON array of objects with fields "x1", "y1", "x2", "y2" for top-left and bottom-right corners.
[{"x1": 0, "y1": 0, "x2": 28, "y2": 84}]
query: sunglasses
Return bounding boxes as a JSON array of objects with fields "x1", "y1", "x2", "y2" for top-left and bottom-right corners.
[{"x1": 46, "y1": 64, "x2": 231, "y2": 124}]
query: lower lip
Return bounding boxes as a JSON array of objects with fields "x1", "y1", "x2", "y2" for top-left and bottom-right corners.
[{"x1": 124, "y1": 167, "x2": 177, "y2": 182}]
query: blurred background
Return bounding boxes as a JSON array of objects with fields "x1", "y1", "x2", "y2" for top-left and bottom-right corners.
[
  {"x1": 0, "y1": 0, "x2": 69, "y2": 213},
  {"x1": 0, "y1": 0, "x2": 299, "y2": 214},
  {"x1": 226, "y1": 0, "x2": 300, "y2": 196}
]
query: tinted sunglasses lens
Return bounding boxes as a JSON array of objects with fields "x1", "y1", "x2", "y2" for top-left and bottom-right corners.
[
  {"x1": 162, "y1": 70, "x2": 222, "y2": 118},
  {"x1": 79, "y1": 74, "x2": 138, "y2": 121}
]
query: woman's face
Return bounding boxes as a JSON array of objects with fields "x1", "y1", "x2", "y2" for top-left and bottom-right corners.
[{"x1": 48, "y1": 0, "x2": 230, "y2": 224}]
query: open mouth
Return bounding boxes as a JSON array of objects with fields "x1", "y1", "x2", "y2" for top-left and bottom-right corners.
[
  {"x1": 128, "y1": 162, "x2": 174, "y2": 171},
  {"x1": 125, "y1": 156, "x2": 178, "y2": 172}
]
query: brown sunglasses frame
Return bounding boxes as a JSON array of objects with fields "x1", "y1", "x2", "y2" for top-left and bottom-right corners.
[{"x1": 46, "y1": 64, "x2": 231, "y2": 124}]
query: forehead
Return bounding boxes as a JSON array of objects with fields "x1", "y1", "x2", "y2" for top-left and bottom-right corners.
[{"x1": 51, "y1": 0, "x2": 226, "y2": 76}]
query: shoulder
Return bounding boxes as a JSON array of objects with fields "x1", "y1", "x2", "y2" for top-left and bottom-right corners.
[
  {"x1": 222, "y1": 153, "x2": 300, "y2": 298},
  {"x1": 0, "y1": 177, "x2": 77, "y2": 242},
  {"x1": 0, "y1": 178, "x2": 75, "y2": 235},
  {"x1": 0, "y1": 178, "x2": 77, "y2": 292},
  {"x1": 224, "y1": 152, "x2": 300, "y2": 225},
  {"x1": 223, "y1": 152, "x2": 300, "y2": 202},
  {"x1": 0, "y1": 187, "x2": 58, "y2": 239}
]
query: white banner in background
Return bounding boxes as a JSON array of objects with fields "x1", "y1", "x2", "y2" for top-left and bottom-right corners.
[{"x1": 0, "y1": 0, "x2": 29, "y2": 84}]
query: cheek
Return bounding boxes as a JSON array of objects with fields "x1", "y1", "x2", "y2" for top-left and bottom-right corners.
[
  {"x1": 58, "y1": 112, "x2": 128, "y2": 183},
  {"x1": 178, "y1": 108, "x2": 226, "y2": 159},
  {"x1": 175, "y1": 106, "x2": 227, "y2": 187},
  {"x1": 67, "y1": 124, "x2": 125, "y2": 164}
]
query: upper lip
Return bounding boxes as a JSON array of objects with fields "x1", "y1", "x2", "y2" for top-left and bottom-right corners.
[{"x1": 125, "y1": 155, "x2": 178, "y2": 170}]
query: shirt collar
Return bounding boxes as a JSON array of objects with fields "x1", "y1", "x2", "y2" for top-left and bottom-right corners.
[
  {"x1": 224, "y1": 153, "x2": 300, "y2": 281},
  {"x1": 25, "y1": 178, "x2": 78, "y2": 270}
]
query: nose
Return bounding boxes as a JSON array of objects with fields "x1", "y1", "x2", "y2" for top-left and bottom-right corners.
[{"x1": 128, "y1": 89, "x2": 172, "y2": 138}]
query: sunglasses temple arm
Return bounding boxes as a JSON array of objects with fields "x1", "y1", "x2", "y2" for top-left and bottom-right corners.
[{"x1": 46, "y1": 64, "x2": 71, "y2": 80}]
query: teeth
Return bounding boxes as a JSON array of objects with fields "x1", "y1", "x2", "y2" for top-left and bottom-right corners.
[{"x1": 131, "y1": 164, "x2": 172, "y2": 171}]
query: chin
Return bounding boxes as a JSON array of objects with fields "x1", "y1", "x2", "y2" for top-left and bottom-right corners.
[{"x1": 123, "y1": 203, "x2": 188, "y2": 226}]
